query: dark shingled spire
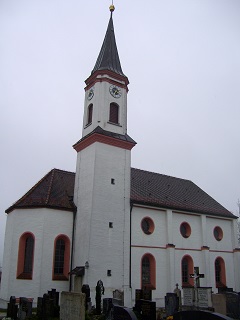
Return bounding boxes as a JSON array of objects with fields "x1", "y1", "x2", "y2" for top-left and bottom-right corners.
[{"x1": 91, "y1": 13, "x2": 125, "y2": 76}]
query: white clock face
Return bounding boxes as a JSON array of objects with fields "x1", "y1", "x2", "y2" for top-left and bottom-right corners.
[
  {"x1": 87, "y1": 88, "x2": 94, "y2": 100},
  {"x1": 109, "y1": 85, "x2": 122, "y2": 98}
]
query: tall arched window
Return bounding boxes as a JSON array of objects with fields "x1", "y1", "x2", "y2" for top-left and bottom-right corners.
[
  {"x1": 215, "y1": 257, "x2": 226, "y2": 288},
  {"x1": 17, "y1": 232, "x2": 35, "y2": 279},
  {"x1": 53, "y1": 235, "x2": 70, "y2": 280},
  {"x1": 87, "y1": 104, "x2": 93, "y2": 125},
  {"x1": 109, "y1": 103, "x2": 119, "y2": 124},
  {"x1": 181, "y1": 255, "x2": 194, "y2": 287},
  {"x1": 141, "y1": 253, "x2": 156, "y2": 290}
]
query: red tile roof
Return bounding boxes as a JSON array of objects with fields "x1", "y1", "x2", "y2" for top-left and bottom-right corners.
[
  {"x1": 6, "y1": 168, "x2": 236, "y2": 219},
  {"x1": 131, "y1": 168, "x2": 235, "y2": 218},
  {"x1": 6, "y1": 169, "x2": 76, "y2": 214}
]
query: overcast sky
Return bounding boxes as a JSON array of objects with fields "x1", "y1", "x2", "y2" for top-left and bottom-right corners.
[{"x1": 1, "y1": 0, "x2": 240, "y2": 265}]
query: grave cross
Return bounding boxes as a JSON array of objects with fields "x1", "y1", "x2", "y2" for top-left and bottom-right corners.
[{"x1": 189, "y1": 268, "x2": 204, "y2": 288}]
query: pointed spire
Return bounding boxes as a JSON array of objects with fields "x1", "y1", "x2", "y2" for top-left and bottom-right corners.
[{"x1": 91, "y1": 8, "x2": 125, "y2": 77}]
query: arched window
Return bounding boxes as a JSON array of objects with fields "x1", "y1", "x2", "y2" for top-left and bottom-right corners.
[
  {"x1": 17, "y1": 232, "x2": 35, "y2": 279},
  {"x1": 181, "y1": 255, "x2": 194, "y2": 287},
  {"x1": 141, "y1": 253, "x2": 156, "y2": 290},
  {"x1": 53, "y1": 235, "x2": 70, "y2": 280},
  {"x1": 109, "y1": 103, "x2": 119, "y2": 124},
  {"x1": 215, "y1": 257, "x2": 226, "y2": 287},
  {"x1": 87, "y1": 104, "x2": 93, "y2": 125}
]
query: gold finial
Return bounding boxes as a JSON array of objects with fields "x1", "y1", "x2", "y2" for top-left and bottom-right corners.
[{"x1": 109, "y1": 4, "x2": 115, "y2": 12}]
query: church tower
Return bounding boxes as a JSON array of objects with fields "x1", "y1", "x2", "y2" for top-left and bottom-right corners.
[{"x1": 72, "y1": 6, "x2": 136, "y2": 306}]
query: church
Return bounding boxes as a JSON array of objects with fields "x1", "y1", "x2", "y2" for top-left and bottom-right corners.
[{"x1": 1, "y1": 6, "x2": 240, "y2": 308}]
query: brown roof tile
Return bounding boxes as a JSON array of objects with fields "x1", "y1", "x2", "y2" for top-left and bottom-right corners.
[
  {"x1": 6, "y1": 169, "x2": 75, "y2": 213},
  {"x1": 6, "y1": 167, "x2": 236, "y2": 219},
  {"x1": 131, "y1": 168, "x2": 235, "y2": 218}
]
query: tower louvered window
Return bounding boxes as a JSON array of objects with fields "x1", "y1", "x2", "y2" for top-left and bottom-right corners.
[
  {"x1": 87, "y1": 104, "x2": 93, "y2": 125},
  {"x1": 109, "y1": 103, "x2": 119, "y2": 124}
]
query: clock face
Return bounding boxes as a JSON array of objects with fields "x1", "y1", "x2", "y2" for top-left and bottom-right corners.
[
  {"x1": 87, "y1": 88, "x2": 94, "y2": 100},
  {"x1": 109, "y1": 85, "x2": 122, "y2": 98}
]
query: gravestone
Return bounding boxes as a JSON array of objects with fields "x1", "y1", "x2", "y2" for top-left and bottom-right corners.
[
  {"x1": 134, "y1": 289, "x2": 143, "y2": 313},
  {"x1": 48, "y1": 288, "x2": 59, "y2": 317},
  {"x1": 143, "y1": 288, "x2": 152, "y2": 301},
  {"x1": 103, "y1": 298, "x2": 113, "y2": 316},
  {"x1": 197, "y1": 287, "x2": 212, "y2": 308},
  {"x1": 113, "y1": 305, "x2": 138, "y2": 320},
  {"x1": 7, "y1": 296, "x2": 18, "y2": 320},
  {"x1": 226, "y1": 291, "x2": 240, "y2": 319},
  {"x1": 183, "y1": 287, "x2": 194, "y2": 306},
  {"x1": 18, "y1": 297, "x2": 33, "y2": 320},
  {"x1": 174, "y1": 284, "x2": 182, "y2": 309},
  {"x1": 82, "y1": 284, "x2": 91, "y2": 311},
  {"x1": 60, "y1": 291, "x2": 85, "y2": 320},
  {"x1": 140, "y1": 299, "x2": 156, "y2": 320},
  {"x1": 165, "y1": 293, "x2": 179, "y2": 316},
  {"x1": 113, "y1": 289, "x2": 124, "y2": 306},
  {"x1": 212, "y1": 294, "x2": 226, "y2": 315}
]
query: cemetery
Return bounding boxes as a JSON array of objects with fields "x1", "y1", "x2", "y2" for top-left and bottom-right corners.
[{"x1": 0, "y1": 280, "x2": 240, "y2": 320}]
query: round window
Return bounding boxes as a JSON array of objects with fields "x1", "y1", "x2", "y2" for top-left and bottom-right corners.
[
  {"x1": 180, "y1": 222, "x2": 191, "y2": 238},
  {"x1": 141, "y1": 217, "x2": 154, "y2": 235},
  {"x1": 214, "y1": 226, "x2": 223, "y2": 241}
]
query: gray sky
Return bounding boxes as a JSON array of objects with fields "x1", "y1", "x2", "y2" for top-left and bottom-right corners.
[{"x1": 1, "y1": 0, "x2": 240, "y2": 264}]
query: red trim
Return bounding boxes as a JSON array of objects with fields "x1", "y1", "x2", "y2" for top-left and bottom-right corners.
[
  {"x1": 141, "y1": 253, "x2": 156, "y2": 290},
  {"x1": 85, "y1": 69, "x2": 129, "y2": 88},
  {"x1": 141, "y1": 216, "x2": 155, "y2": 235},
  {"x1": 180, "y1": 222, "x2": 191, "y2": 238},
  {"x1": 52, "y1": 234, "x2": 70, "y2": 281},
  {"x1": 16, "y1": 232, "x2": 35, "y2": 280},
  {"x1": 74, "y1": 133, "x2": 135, "y2": 152}
]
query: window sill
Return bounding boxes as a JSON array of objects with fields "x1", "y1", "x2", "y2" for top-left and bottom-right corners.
[
  {"x1": 17, "y1": 273, "x2": 32, "y2": 280},
  {"x1": 142, "y1": 284, "x2": 156, "y2": 290},
  {"x1": 107, "y1": 121, "x2": 122, "y2": 127},
  {"x1": 84, "y1": 122, "x2": 92, "y2": 129},
  {"x1": 52, "y1": 274, "x2": 69, "y2": 281}
]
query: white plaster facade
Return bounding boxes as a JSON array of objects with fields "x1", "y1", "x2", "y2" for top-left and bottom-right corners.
[
  {"x1": 1, "y1": 208, "x2": 73, "y2": 304},
  {"x1": 131, "y1": 205, "x2": 240, "y2": 307}
]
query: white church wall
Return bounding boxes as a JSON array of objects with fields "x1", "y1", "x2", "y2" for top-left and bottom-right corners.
[
  {"x1": 131, "y1": 205, "x2": 239, "y2": 307},
  {"x1": 0, "y1": 208, "x2": 73, "y2": 304},
  {"x1": 131, "y1": 206, "x2": 167, "y2": 247},
  {"x1": 74, "y1": 141, "x2": 132, "y2": 301}
]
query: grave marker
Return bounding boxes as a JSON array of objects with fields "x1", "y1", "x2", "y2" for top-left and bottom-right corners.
[{"x1": 60, "y1": 291, "x2": 85, "y2": 320}]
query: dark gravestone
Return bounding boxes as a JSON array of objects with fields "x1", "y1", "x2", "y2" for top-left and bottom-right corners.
[
  {"x1": 165, "y1": 293, "x2": 179, "y2": 316},
  {"x1": 82, "y1": 284, "x2": 91, "y2": 311},
  {"x1": 140, "y1": 299, "x2": 156, "y2": 320},
  {"x1": 173, "y1": 310, "x2": 234, "y2": 320},
  {"x1": 134, "y1": 289, "x2": 143, "y2": 313},
  {"x1": 113, "y1": 305, "x2": 138, "y2": 320},
  {"x1": 7, "y1": 296, "x2": 18, "y2": 320},
  {"x1": 37, "y1": 293, "x2": 55, "y2": 320},
  {"x1": 226, "y1": 292, "x2": 240, "y2": 319},
  {"x1": 143, "y1": 289, "x2": 152, "y2": 301},
  {"x1": 48, "y1": 288, "x2": 59, "y2": 317},
  {"x1": 19, "y1": 297, "x2": 32, "y2": 320},
  {"x1": 37, "y1": 297, "x2": 44, "y2": 319},
  {"x1": 103, "y1": 298, "x2": 113, "y2": 316}
]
